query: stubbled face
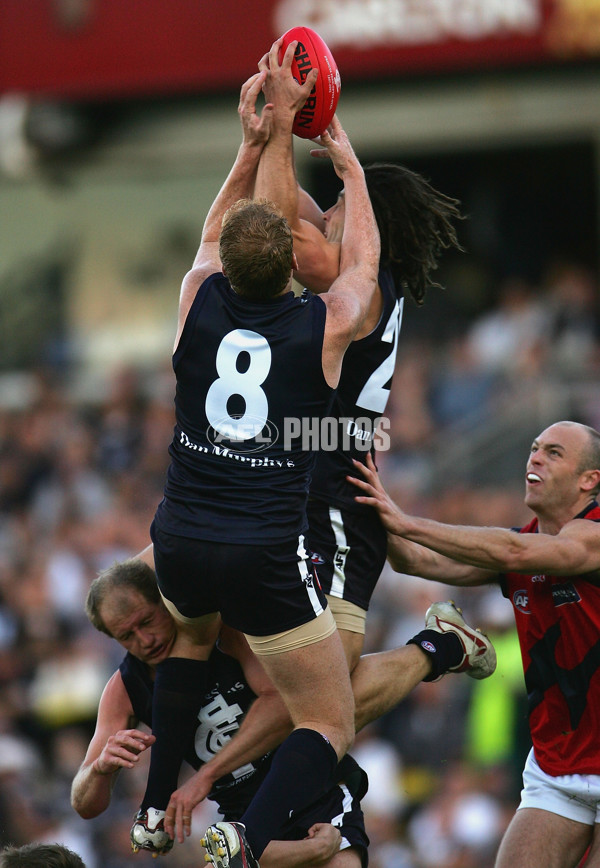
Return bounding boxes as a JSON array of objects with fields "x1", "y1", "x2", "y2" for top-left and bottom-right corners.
[
  {"x1": 525, "y1": 423, "x2": 590, "y2": 517},
  {"x1": 99, "y1": 589, "x2": 176, "y2": 666},
  {"x1": 323, "y1": 192, "x2": 345, "y2": 243}
]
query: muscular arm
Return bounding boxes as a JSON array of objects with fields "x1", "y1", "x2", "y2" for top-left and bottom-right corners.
[
  {"x1": 175, "y1": 71, "x2": 273, "y2": 350},
  {"x1": 297, "y1": 186, "x2": 326, "y2": 232},
  {"x1": 350, "y1": 454, "x2": 600, "y2": 577},
  {"x1": 386, "y1": 532, "x2": 496, "y2": 586},
  {"x1": 71, "y1": 672, "x2": 154, "y2": 819},
  {"x1": 348, "y1": 453, "x2": 496, "y2": 585},
  {"x1": 255, "y1": 40, "x2": 340, "y2": 295},
  {"x1": 388, "y1": 513, "x2": 600, "y2": 576},
  {"x1": 257, "y1": 41, "x2": 379, "y2": 382}
]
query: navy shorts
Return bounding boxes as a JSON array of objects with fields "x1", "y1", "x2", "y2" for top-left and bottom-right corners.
[
  {"x1": 150, "y1": 520, "x2": 328, "y2": 636},
  {"x1": 280, "y1": 755, "x2": 369, "y2": 867},
  {"x1": 306, "y1": 499, "x2": 387, "y2": 612}
]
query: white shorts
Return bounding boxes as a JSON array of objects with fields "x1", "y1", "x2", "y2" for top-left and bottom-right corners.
[{"x1": 518, "y1": 748, "x2": 600, "y2": 825}]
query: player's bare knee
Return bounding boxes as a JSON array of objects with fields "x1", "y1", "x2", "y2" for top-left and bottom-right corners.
[{"x1": 328, "y1": 709, "x2": 355, "y2": 758}]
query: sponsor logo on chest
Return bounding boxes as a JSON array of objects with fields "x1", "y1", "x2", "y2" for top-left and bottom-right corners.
[{"x1": 512, "y1": 579, "x2": 581, "y2": 613}]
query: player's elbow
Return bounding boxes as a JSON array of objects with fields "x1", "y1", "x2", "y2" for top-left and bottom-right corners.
[
  {"x1": 387, "y1": 552, "x2": 412, "y2": 574},
  {"x1": 71, "y1": 796, "x2": 101, "y2": 820},
  {"x1": 71, "y1": 783, "x2": 106, "y2": 820},
  {"x1": 505, "y1": 538, "x2": 587, "y2": 575}
]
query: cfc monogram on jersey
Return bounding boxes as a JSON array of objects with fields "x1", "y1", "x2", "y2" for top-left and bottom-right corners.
[
  {"x1": 119, "y1": 645, "x2": 272, "y2": 807},
  {"x1": 194, "y1": 689, "x2": 254, "y2": 782}
]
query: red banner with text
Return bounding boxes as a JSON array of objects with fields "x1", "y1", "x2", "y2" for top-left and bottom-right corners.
[{"x1": 1, "y1": 0, "x2": 599, "y2": 100}]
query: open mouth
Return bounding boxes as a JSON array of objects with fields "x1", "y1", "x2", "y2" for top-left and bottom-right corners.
[{"x1": 526, "y1": 473, "x2": 542, "y2": 484}]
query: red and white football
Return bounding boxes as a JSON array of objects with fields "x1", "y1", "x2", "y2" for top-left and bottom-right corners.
[{"x1": 277, "y1": 26, "x2": 341, "y2": 139}]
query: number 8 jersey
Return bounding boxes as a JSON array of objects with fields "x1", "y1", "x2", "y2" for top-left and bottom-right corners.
[{"x1": 155, "y1": 273, "x2": 333, "y2": 542}]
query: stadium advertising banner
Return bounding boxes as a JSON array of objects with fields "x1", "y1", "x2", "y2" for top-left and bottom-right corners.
[{"x1": 1, "y1": 0, "x2": 600, "y2": 99}]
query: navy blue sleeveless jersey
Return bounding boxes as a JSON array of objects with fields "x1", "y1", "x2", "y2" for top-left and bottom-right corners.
[
  {"x1": 309, "y1": 266, "x2": 403, "y2": 511},
  {"x1": 155, "y1": 273, "x2": 332, "y2": 542},
  {"x1": 119, "y1": 646, "x2": 274, "y2": 818},
  {"x1": 119, "y1": 646, "x2": 368, "y2": 823}
]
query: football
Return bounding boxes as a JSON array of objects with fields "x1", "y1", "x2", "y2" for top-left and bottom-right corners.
[{"x1": 277, "y1": 26, "x2": 341, "y2": 139}]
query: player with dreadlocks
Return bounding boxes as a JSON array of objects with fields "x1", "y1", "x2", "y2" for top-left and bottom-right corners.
[{"x1": 257, "y1": 37, "x2": 465, "y2": 671}]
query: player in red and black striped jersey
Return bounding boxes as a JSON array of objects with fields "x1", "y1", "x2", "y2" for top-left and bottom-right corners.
[
  {"x1": 350, "y1": 419, "x2": 600, "y2": 868},
  {"x1": 501, "y1": 500, "x2": 600, "y2": 782}
]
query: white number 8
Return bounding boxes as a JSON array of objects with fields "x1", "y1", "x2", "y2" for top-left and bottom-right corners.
[{"x1": 205, "y1": 329, "x2": 271, "y2": 440}]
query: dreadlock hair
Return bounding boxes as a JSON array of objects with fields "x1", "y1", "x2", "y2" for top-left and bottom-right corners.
[{"x1": 363, "y1": 163, "x2": 464, "y2": 306}]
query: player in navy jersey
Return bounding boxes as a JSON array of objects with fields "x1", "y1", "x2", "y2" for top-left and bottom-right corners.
[
  {"x1": 350, "y1": 420, "x2": 600, "y2": 868},
  {"x1": 73, "y1": 555, "x2": 495, "y2": 866},
  {"x1": 134, "y1": 66, "x2": 382, "y2": 867},
  {"x1": 258, "y1": 38, "x2": 464, "y2": 670}
]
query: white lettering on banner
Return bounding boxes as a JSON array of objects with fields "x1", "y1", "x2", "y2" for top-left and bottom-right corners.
[{"x1": 274, "y1": 0, "x2": 541, "y2": 47}]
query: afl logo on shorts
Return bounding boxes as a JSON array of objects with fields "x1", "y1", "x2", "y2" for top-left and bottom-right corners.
[{"x1": 513, "y1": 590, "x2": 530, "y2": 614}]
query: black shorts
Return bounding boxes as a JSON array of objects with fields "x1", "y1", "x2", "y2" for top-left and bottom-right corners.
[
  {"x1": 150, "y1": 521, "x2": 328, "y2": 636},
  {"x1": 280, "y1": 757, "x2": 370, "y2": 868},
  {"x1": 306, "y1": 499, "x2": 387, "y2": 612}
]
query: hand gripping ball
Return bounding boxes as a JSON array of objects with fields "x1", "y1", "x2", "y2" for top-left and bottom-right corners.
[{"x1": 278, "y1": 26, "x2": 341, "y2": 139}]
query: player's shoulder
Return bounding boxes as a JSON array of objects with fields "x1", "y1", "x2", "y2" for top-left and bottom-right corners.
[
  {"x1": 181, "y1": 265, "x2": 223, "y2": 296},
  {"x1": 99, "y1": 668, "x2": 134, "y2": 715},
  {"x1": 564, "y1": 501, "x2": 600, "y2": 531}
]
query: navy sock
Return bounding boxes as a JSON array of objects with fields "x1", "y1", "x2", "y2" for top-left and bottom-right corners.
[
  {"x1": 240, "y1": 728, "x2": 338, "y2": 859},
  {"x1": 140, "y1": 657, "x2": 208, "y2": 811},
  {"x1": 407, "y1": 629, "x2": 463, "y2": 681}
]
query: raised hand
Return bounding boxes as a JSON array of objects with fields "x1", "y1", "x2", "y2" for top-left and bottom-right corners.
[
  {"x1": 238, "y1": 70, "x2": 274, "y2": 147},
  {"x1": 347, "y1": 452, "x2": 407, "y2": 534},
  {"x1": 258, "y1": 37, "x2": 318, "y2": 119},
  {"x1": 308, "y1": 115, "x2": 360, "y2": 181}
]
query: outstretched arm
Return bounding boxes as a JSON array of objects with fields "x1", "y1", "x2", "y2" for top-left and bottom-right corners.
[
  {"x1": 71, "y1": 672, "x2": 154, "y2": 819},
  {"x1": 175, "y1": 70, "x2": 274, "y2": 350},
  {"x1": 350, "y1": 453, "x2": 600, "y2": 577},
  {"x1": 316, "y1": 118, "x2": 380, "y2": 385},
  {"x1": 348, "y1": 454, "x2": 495, "y2": 584}
]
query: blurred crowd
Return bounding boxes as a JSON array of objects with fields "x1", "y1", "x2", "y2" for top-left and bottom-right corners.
[{"x1": 0, "y1": 259, "x2": 599, "y2": 867}]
